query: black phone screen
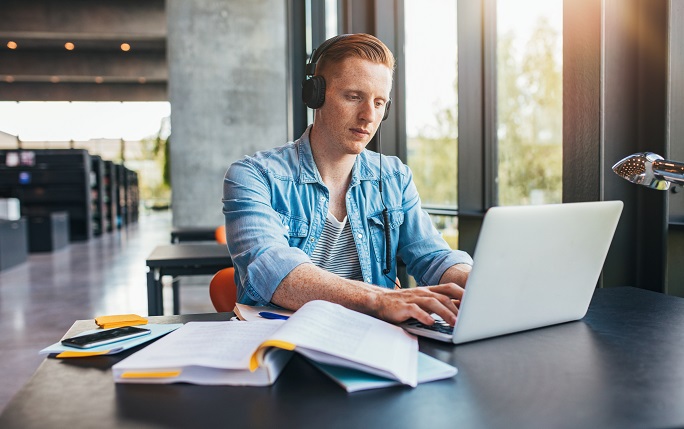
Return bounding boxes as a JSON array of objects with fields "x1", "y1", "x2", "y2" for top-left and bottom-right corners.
[{"x1": 61, "y1": 326, "x2": 151, "y2": 349}]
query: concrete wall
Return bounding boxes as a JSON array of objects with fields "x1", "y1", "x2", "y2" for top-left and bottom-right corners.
[{"x1": 167, "y1": 0, "x2": 288, "y2": 227}]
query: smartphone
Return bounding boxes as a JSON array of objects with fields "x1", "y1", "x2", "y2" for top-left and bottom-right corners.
[{"x1": 61, "y1": 326, "x2": 151, "y2": 349}]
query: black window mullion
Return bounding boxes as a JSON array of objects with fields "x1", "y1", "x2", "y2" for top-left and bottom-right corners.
[
  {"x1": 457, "y1": 0, "x2": 495, "y2": 255},
  {"x1": 286, "y1": 0, "x2": 308, "y2": 140}
]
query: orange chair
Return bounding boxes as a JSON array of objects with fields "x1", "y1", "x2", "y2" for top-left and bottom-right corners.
[
  {"x1": 209, "y1": 267, "x2": 237, "y2": 312},
  {"x1": 215, "y1": 225, "x2": 227, "y2": 244}
]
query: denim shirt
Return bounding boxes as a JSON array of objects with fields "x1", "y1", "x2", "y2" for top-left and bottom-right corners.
[{"x1": 223, "y1": 126, "x2": 473, "y2": 305}]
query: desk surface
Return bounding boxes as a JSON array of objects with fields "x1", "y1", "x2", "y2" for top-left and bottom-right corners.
[
  {"x1": 145, "y1": 243, "x2": 232, "y2": 316},
  {"x1": 170, "y1": 227, "x2": 216, "y2": 243},
  {"x1": 2, "y1": 287, "x2": 683, "y2": 429},
  {"x1": 146, "y1": 243, "x2": 231, "y2": 267}
]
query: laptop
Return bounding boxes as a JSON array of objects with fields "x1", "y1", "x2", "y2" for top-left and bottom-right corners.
[{"x1": 401, "y1": 200, "x2": 623, "y2": 344}]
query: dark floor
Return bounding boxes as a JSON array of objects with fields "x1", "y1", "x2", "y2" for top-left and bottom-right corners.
[{"x1": 0, "y1": 210, "x2": 215, "y2": 414}]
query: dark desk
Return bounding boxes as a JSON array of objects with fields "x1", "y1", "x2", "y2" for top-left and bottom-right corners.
[
  {"x1": 145, "y1": 243, "x2": 232, "y2": 316},
  {"x1": 170, "y1": 227, "x2": 216, "y2": 243},
  {"x1": 2, "y1": 288, "x2": 684, "y2": 429}
]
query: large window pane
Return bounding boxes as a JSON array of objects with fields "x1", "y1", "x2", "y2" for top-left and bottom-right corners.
[
  {"x1": 324, "y1": 0, "x2": 338, "y2": 38},
  {"x1": 304, "y1": 0, "x2": 339, "y2": 125},
  {"x1": 497, "y1": 0, "x2": 562, "y2": 205},
  {"x1": 405, "y1": 0, "x2": 458, "y2": 209}
]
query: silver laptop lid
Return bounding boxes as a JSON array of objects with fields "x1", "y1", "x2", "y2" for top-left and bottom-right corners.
[{"x1": 452, "y1": 200, "x2": 623, "y2": 344}]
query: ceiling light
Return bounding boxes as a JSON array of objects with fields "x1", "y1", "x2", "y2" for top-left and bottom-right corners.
[
  {"x1": 65, "y1": 42, "x2": 75, "y2": 51},
  {"x1": 95, "y1": 76, "x2": 104, "y2": 84},
  {"x1": 4, "y1": 76, "x2": 15, "y2": 83},
  {"x1": 121, "y1": 43, "x2": 131, "y2": 52},
  {"x1": 7, "y1": 41, "x2": 17, "y2": 49},
  {"x1": 50, "y1": 76, "x2": 60, "y2": 83},
  {"x1": 138, "y1": 77, "x2": 147, "y2": 84}
]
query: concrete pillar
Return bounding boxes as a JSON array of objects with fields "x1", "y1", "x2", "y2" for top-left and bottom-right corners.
[{"x1": 167, "y1": 0, "x2": 288, "y2": 227}]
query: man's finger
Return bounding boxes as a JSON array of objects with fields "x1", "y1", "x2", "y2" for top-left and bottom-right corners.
[
  {"x1": 427, "y1": 283, "x2": 465, "y2": 300},
  {"x1": 410, "y1": 296, "x2": 458, "y2": 326}
]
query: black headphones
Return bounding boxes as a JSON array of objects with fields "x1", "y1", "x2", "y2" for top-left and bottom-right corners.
[{"x1": 302, "y1": 34, "x2": 391, "y2": 121}]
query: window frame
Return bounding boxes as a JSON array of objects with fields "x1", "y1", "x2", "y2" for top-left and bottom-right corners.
[{"x1": 286, "y1": 0, "x2": 679, "y2": 294}]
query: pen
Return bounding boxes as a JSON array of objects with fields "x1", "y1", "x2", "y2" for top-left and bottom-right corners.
[{"x1": 259, "y1": 311, "x2": 290, "y2": 320}]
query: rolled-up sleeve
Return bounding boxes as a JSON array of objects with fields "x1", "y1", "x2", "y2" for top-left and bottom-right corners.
[
  {"x1": 223, "y1": 160, "x2": 310, "y2": 305},
  {"x1": 396, "y1": 163, "x2": 473, "y2": 286}
]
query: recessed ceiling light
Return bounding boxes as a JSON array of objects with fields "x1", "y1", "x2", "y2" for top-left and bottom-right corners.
[
  {"x1": 95, "y1": 76, "x2": 104, "y2": 84},
  {"x1": 121, "y1": 43, "x2": 131, "y2": 52},
  {"x1": 7, "y1": 41, "x2": 18, "y2": 49},
  {"x1": 65, "y1": 42, "x2": 75, "y2": 50}
]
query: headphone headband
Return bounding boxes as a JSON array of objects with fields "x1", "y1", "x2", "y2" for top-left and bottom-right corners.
[
  {"x1": 304, "y1": 34, "x2": 352, "y2": 77},
  {"x1": 302, "y1": 34, "x2": 392, "y2": 121}
]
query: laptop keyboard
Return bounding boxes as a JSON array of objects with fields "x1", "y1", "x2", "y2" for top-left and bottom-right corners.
[{"x1": 404, "y1": 318, "x2": 454, "y2": 335}]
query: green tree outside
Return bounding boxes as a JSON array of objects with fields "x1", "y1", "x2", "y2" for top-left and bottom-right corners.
[
  {"x1": 409, "y1": 15, "x2": 562, "y2": 212},
  {"x1": 497, "y1": 17, "x2": 562, "y2": 205}
]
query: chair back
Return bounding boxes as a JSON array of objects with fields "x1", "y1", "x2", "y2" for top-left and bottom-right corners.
[
  {"x1": 215, "y1": 225, "x2": 227, "y2": 244},
  {"x1": 209, "y1": 267, "x2": 237, "y2": 312}
]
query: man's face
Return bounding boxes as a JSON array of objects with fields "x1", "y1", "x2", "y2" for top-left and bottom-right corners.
[{"x1": 314, "y1": 57, "x2": 392, "y2": 156}]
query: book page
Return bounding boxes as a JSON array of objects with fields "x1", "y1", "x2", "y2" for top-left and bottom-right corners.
[
  {"x1": 266, "y1": 300, "x2": 418, "y2": 386},
  {"x1": 115, "y1": 321, "x2": 284, "y2": 370}
]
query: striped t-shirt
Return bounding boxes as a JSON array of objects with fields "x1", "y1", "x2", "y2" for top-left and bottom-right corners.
[{"x1": 309, "y1": 211, "x2": 364, "y2": 281}]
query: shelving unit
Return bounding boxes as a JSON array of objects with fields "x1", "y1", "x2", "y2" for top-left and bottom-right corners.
[
  {"x1": 115, "y1": 163, "x2": 125, "y2": 228},
  {"x1": 103, "y1": 160, "x2": 118, "y2": 232},
  {"x1": 125, "y1": 167, "x2": 140, "y2": 224},
  {"x1": 0, "y1": 149, "x2": 92, "y2": 242},
  {"x1": 0, "y1": 150, "x2": 140, "y2": 242},
  {"x1": 90, "y1": 155, "x2": 106, "y2": 237}
]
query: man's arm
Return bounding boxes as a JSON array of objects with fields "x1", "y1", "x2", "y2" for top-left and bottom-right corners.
[
  {"x1": 271, "y1": 263, "x2": 466, "y2": 326},
  {"x1": 439, "y1": 263, "x2": 472, "y2": 288}
]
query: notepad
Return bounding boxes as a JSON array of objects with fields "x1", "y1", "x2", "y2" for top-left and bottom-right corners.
[
  {"x1": 94, "y1": 313, "x2": 148, "y2": 329},
  {"x1": 40, "y1": 324, "x2": 182, "y2": 358},
  {"x1": 233, "y1": 303, "x2": 293, "y2": 321}
]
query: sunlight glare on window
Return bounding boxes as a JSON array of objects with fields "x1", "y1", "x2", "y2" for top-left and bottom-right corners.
[
  {"x1": 496, "y1": 0, "x2": 563, "y2": 206},
  {"x1": 404, "y1": 0, "x2": 458, "y2": 210}
]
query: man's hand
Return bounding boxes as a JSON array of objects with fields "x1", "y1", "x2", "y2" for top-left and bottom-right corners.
[
  {"x1": 370, "y1": 283, "x2": 465, "y2": 326},
  {"x1": 272, "y1": 263, "x2": 472, "y2": 327}
]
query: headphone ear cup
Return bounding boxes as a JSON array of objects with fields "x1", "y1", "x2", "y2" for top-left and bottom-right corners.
[
  {"x1": 382, "y1": 99, "x2": 392, "y2": 121},
  {"x1": 302, "y1": 76, "x2": 326, "y2": 109}
]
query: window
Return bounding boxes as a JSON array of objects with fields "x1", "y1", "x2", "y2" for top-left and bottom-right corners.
[
  {"x1": 324, "y1": 0, "x2": 338, "y2": 38},
  {"x1": 304, "y1": 0, "x2": 339, "y2": 125},
  {"x1": 403, "y1": 0, "x2": 459, "y2": 286},
  {"x1": 404, "y1": 0, "x2": 458, "y2": 212},
  {"x1": 496, "y1": 0, "x2": 563, "y2": 205}
]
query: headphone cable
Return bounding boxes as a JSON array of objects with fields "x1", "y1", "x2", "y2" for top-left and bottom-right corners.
[{"x1": 377, "y1": 124, "x2": 393, "y2": 277}]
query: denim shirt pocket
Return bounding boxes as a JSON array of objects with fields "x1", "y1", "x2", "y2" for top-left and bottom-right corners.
[
  {"x1": 368, "y1": 209, "x2": 404, "y2": 264},
  {"x1": 277, "y1": 211, "x2": 310, "y2": 248}
]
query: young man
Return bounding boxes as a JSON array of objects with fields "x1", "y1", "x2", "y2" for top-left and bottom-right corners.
[{"x1": 223, "y1": 33, "x2": 472, "y2": 326}]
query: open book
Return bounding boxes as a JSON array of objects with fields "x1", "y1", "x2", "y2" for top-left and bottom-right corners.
[{"x1": 112, "y1": 300, "x2": 420, "y2": 387}]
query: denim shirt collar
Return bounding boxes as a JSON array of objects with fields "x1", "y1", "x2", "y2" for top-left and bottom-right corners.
[{"x1": 296, "y1": 125, "x2": 377, "y2": 187}]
